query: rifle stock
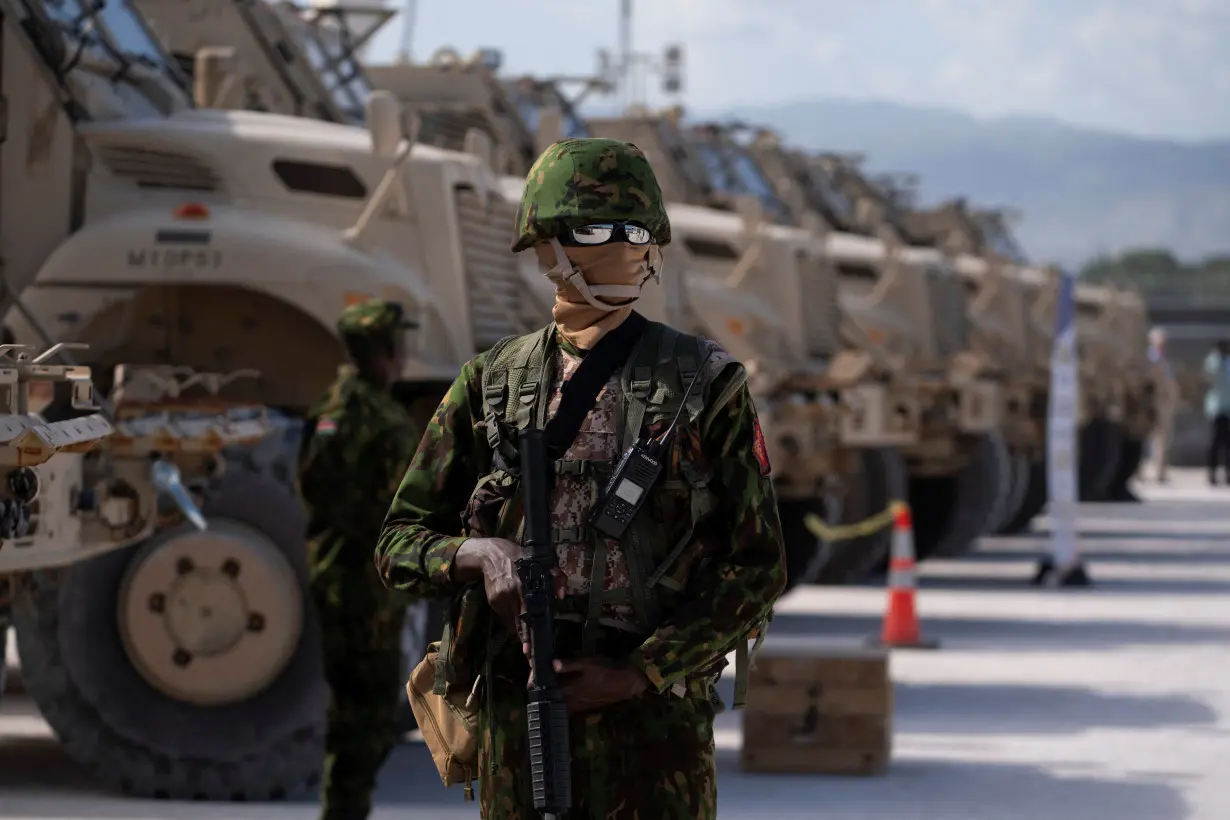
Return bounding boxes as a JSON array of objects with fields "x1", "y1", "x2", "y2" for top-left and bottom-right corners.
[{"x1": 517, "y1": 428, "x2": 572, "y2": 818}]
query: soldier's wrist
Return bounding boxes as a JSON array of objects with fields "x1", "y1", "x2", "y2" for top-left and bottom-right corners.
[{"x1": 452, "y1": 538, "x2": 490, "y2": 583}]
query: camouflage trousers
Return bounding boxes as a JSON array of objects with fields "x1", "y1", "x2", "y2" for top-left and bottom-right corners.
[
  {"x1": 311, "y1": 564, "x2": 406, "y2": 820},
  {"x1": 478, "y1": 678, "x2": 718, "y2": 819}
]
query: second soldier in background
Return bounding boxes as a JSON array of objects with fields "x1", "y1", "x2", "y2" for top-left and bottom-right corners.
[{"x1": 298, "y1": 299, "x2": 422, "y2": 820}]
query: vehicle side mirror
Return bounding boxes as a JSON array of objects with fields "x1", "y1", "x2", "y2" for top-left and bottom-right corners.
[{"x1": 366, "y1": 91, "x2": 405, "y2": 159}]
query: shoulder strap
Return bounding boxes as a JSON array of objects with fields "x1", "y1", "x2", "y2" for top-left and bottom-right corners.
[
  {"x1": 481, "y1": 330, "x2": 544, "y2": 464},
  {"x1": 731, "y1": 614, "x2": 771, "y2": 710},
  {"x1": 617, "y1": 321, "x2": 672, "y2": 452},
  {"x1": 543, "y1": 311, "x2": 648, "y2": 455}
]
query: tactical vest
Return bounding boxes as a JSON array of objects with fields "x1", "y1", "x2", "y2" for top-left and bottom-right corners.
[{"x1": 440, "y1": 319, "x2": 768, "y2": 709}]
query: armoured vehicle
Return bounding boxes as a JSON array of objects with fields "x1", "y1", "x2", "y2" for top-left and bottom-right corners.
[
  {"x1": 599, "y1": 116, "x2": 1008, "y2": 564},
  {"x1": 728, "y1": 127, "x2": 1026, "y2": 559},
  {"x1": 903, "y1": 198, "x2": 1154, "y2": 508},
  {"x1": 0, "y1": 0, "x2": 535, "y2": 799},
  {"x1": 887, "y1": 198, "x2": 1050, "y2": 536}
]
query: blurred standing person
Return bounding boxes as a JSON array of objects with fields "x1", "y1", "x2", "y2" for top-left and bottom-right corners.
[
  {"x1": 299, "y1": 298, "x2": 422, "y2": 820},
  {"x1": 1203, "y1": 339, "x2": 1230, "y2": 486},
  {"x1": 1147, "y1": 327, "x2": 1179, "y2": 483}
]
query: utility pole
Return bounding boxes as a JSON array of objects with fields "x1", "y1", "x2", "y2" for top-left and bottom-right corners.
[
  {"x1": 397, "y1": 0, "x2": 417, "y2": 63},
  {"x1": 619, "y1": 0, "x2": 632, "y2": 110}
]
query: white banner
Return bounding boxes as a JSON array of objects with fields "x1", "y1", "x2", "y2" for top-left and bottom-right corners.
[{"x1": 1047, "y1": 270, "x2": 1079, "y2": 568}]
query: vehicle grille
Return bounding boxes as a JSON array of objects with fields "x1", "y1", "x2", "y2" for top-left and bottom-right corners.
[
  {"x1": 454, "y1": 187, "x2": 528, "y2": 350},
  {"x1": 93, "y1": 145, "x2": 221, "y2": 191},
  {"x1": 798, "y1": 253, "x2": 841, "y2": 359}
]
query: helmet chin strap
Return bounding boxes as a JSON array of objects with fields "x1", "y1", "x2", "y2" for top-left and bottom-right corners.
[{"x1": 545, "y1": 238, "x2": 660, "y2": 313}]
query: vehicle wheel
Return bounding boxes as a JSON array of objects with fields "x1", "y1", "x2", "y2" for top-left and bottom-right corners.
[
  {"x1": 999, "y1": 460, "x2": 1047, "y2": 534},
  {"x1": 1078, "y1": 418, "x2": 1122, "y2": 501},
  {"x1": 0, "y1": 626, "x2": 7, "y2": 704},
  {"x1": 929, "y1": 433, "x2": 1007, "y2": 558},
  {"x1": 11, "y1": 471, "x2": 328, "y2": 800},
  {"x1": 776, "y1": 498, "x2": 826, "y2": 593},
  {"x1": 1106, "y1": 436, "x2": 1144, "y2": 503},
  {"x1": 976, "y1": 433, "x2": 1017, "y2": 538},
  {"x1": 809, "y1": 448, "x2": 906, "y2": 585},
  {"x1": 990, "y1": 454, "x2": 1032, "y2": 534}
]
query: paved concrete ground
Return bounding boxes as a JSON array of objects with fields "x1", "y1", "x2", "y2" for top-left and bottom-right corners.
[{"x1": 2, "y1": 469, "x2": 1229, "y2": 819}]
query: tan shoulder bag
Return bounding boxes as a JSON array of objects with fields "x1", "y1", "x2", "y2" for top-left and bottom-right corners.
[{"x1": 406, "y1": 641, "x2": 481, "y2": 800}]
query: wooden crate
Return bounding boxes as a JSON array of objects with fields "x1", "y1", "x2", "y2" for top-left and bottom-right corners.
[{"x1": 740, "y1": 639, "x2": 892, "y2": 775}]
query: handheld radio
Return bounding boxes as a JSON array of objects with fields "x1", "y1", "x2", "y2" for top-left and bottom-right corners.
[{"x1": 589, "y1": 351, "x2": 712, "y2": 540}]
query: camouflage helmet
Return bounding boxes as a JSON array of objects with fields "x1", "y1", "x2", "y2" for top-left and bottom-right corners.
[
  {"x1": 336, "y1": 298, "x2": 416, "y2": 340},
  {"x1": 511, "y1": 138, "x2": 671, "y2": 253}
]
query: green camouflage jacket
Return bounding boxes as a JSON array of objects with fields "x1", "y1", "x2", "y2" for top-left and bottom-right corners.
[
  {"x1": 300, "y1": 365, "x2": 421, "y2": 573},
  {"x1": 375, "y1": 329, "x2": 786, "y2": 695}
]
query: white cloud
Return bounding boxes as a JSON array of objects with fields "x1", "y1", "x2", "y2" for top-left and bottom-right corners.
[{"x1": 362, "y1": 0, "x2": 1230, "y2": 140}]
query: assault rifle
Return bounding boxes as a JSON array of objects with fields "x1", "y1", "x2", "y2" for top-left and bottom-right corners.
[{"x1": 517, "y1": 428, "x2": 571, "y2": 818}]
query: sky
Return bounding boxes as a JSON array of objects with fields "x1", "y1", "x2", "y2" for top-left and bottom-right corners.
[{"x1": 359, "y1": 0, "x2": 1230, "y2": 142}]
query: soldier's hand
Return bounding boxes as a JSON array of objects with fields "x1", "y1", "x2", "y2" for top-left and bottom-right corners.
[
  {"x1": 553, "y1": 658, "x2": 650, "y2": 714},
  {"x1": 455, "y1": 537, "x2": 525, "y2": 639}
]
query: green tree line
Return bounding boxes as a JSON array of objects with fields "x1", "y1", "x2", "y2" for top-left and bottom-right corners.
[{"x1": 1080, "y1": 249, "x2": 1230, "y2": 296}]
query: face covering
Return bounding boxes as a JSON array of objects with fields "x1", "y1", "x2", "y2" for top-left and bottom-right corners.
[{"x1": 535, "y1": 237, "x2": 662, "y2": 349}]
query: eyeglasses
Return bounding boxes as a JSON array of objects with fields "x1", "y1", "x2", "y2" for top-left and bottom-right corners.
[{"x1": 561, "y1": 221, "x2": 652, "y2": 247}]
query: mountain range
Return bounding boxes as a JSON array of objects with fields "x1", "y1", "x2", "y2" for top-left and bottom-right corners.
[{"x1": 695, "y1": 98, "x2": 1230, "y2": 269}]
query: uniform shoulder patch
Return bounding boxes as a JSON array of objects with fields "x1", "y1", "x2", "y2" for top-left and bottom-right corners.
[
  {"x1": 314, "y1": 417, "x2": 338, "y2": 436},
  {"x1": 751, "y1": 417, "x2": 771, "y2": 477}
]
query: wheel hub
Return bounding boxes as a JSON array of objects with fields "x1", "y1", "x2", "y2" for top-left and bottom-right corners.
[
  {"x1": 162, "y1": 564, "x2": 249, "y2": 658},
  {"x1": 117, "y1": 520, "x2": 303, "y2": 706}
]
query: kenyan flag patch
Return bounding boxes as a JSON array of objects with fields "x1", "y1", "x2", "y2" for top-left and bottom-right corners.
[
  {"x1": 752, "y1": 417, "x2": 771, "y2": 477},
  {"x1": 315, "y1": 418, "x2": 338, "y2": 436}
]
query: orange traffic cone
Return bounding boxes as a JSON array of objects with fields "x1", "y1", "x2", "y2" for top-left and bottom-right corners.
[{"x1": 869, "y1": 502, "x2": 940, "y2": 650}]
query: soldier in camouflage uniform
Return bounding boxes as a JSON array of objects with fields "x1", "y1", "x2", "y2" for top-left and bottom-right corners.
[
  {"x1": 299, "y1": 298, "x2": 422, "y2": 820},
  {"x1": 375, "y1": 138, "x2": 787, "y2": 819}
]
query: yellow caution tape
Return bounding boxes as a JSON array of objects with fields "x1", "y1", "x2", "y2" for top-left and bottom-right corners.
[{"x1": 802, "y1": 500, "x2": 906, "y2": 544}]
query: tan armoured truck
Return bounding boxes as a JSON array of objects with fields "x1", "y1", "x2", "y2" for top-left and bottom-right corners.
[
  {"x1": 1070, "y1": 282, "x2": 1155, "y2": 502},
  {"x1": 892, "y1": 199, "x2": 1051, "y2": 536},
  {"x1": 739, "y1": 129, "x2": 1024, "y2": 556},
  {"x1": 906, "y1": 198, "x2": 1153, "y2": 505},
  {"x1": 669, "y1": 123, "x2": 1008, "y2": 564},
  {"x1": 0, "y1": 0, "x2": 545, "y2": 799}
]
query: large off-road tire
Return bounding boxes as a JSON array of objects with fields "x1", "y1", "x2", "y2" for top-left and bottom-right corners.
[
  {"x1": 925, "y1": 433, "x2": 1008, "y2": 559},
  {"x1": 1106, "y1": 436, "x2": 1145, "y2": 503},
  {"x1": 777, "y1": 498, "x2": 827, "y2": 593},
  {"x1": 0, "y1": 626, "x2": 7, "y2": 705},
  {"x1": 973, "y1": 434, "x2": 1017, "y2": 539},
  {"x1": 989, "y1": 453, "x2": 1032, "y2": 534},
  {"x1": 988, "y1": 452, "x2": 1028, "y2": 536},
  {"x1": 999, "y1": 460, "x2": 1048, "y2": 535},
  {"x1": 1078, "y1": 418, "x2": 1122, "y2": 501},
  {"x1": 808, "y1": 448, "x2": 906, "y2": 585},
  {"x1": 11, "y1": 472, "x2": 328, "y2": 800}
]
